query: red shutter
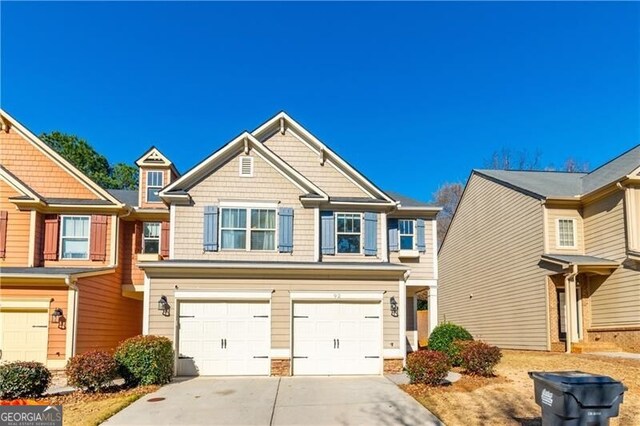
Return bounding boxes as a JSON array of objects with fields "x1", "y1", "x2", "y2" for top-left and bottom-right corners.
[
  {"x1": 43, "y1": 215, "x2": 60, "y2": 260},
  {"x1": 134, "y1": 221, "x2": 143, "y2": 254},
  {"x1": 0, "y1": 211, "x2": 8, "y2": 258},
  {"x1": 160, "y1": 221, "x2": 170, "y2": 258},
  {"x1": 90, "y1": 215, "x2": 108, "y2": 261}
]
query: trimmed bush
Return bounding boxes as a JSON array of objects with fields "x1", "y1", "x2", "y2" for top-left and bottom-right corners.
[
  {"x1": 0, "y1": 361, "x2": 51, "y2": 399},
  {"x1": 461, "y1": 341, "x2": 502, "y2": 376},
  {"x1": 427, "y1": 322, "x2": 473, "y2": 366},
  {"x1": 405, "y1": 350, "x2": 451, "y2": 386},
  {"x1": 114, "y1": 335, "x2": 173, "y2": 386},
  {"x1": 66, "y1": 350, "x2": 118, "y2": 392}
]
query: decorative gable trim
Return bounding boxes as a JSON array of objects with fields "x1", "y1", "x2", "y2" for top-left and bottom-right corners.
[
  {"x1": 0, "y1": 165, "x2": 43, "y2": 203},
  {"x1": 160, "y1": 132, "x2": 328, "y2": 200},
  {"x1": 0, "y1": 109, "x2": 122, "y2": 206},
  {"x1": 252, "y1": 112, "x2": 396, "y2": 205},
  {"x1": 135, "y1": 146, "x2": 180, "y2": 177}
]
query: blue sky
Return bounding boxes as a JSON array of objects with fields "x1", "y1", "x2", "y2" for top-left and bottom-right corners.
[{"x1": 2, "y1": 2, "x2": 638, "y2": 200}]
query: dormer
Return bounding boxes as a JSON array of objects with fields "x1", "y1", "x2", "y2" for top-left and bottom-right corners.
[{"x1": 136, "y1": 147, "x2": 179, "y2": 209}]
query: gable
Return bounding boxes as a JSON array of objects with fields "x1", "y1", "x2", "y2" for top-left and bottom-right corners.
[{"x1": 262, "y1": 130, "x2": 370, "y2": 198}]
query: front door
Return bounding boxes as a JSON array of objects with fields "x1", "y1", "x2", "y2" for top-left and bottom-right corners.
[{"x1": 557, "y1": 288, "x2": 582, "y2": 341}]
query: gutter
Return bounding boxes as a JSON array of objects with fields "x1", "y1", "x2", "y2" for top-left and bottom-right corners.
[{"x1": 138, "y1": 261, "x2": 409, "y2": 272}]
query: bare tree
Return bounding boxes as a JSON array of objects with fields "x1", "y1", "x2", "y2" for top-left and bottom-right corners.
[
  {"x1": 485, "y1": 148, "x2": 588, "y2": 172},
  {"x1": 563, "y1": 157, "x2": 590, "y2": 173},
  {"x1": 432, "y1": 182, "x2": 464, "y2": 248}
]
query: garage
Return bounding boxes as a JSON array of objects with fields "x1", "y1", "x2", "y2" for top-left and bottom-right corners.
[
  {"x1": 292, "y1": 301, "x2": 382, "y2": 375},
  {"x1": 177, "y1": 301, "x2": 270, "y2": 376},
  {"x1": 0, "y1": 310, "x2": 49, "y2": 363}
]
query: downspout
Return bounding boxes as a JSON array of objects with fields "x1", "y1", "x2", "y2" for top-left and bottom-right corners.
[{"x1": 564, "y1": 264, "x2": 578, "y2": 354}]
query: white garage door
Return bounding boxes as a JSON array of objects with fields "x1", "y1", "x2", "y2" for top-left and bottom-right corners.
[
  {"x1": 177, "y1": 301, "x2": 270, "y2": 376},
  {"x1": 0, "y1": 310, "x2": 49, "y2": 363},
  {"x1": 292, "y1": 302, "x2": 382, "y2": 375}
]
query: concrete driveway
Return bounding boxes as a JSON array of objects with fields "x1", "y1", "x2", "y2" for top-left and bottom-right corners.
[{"x1": 105, "y1": 376, "x2": 442, "y2": 426}]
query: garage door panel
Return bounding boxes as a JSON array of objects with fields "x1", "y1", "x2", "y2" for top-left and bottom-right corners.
[{"x1": 1, "y1": 311, "x2": 49, "y2": 364}]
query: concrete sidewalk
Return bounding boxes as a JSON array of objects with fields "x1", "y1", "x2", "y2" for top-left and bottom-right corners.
[{"x1": 105, "y1": 376, "x2": 442, "y2": 426}]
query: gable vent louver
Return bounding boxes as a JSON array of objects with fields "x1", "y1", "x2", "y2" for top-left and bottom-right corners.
[{"x1": 239, "y1": 156, "x2": 254, "y2": 177}]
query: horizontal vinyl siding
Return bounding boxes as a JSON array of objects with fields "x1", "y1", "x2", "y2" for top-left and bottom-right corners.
[
  {"x1": 389, "y1": 217, "x2": 436, "y2": 280},
  {"x1": 0, "y1": 180, "x2": 30, "y2": 266},
  {"x1": 148, "y1": 277, "x2": 400, "y2": 351},
  {"x1": 584, "y1": 192, "x2": 640, "y2": 327},
  {"x1": 546, "y1": 206, "x2": 584, "y2": 254},
  {"x1": 438, "y1": 174, "x2": 548, "y2": 350},
  {"x1": 173, "y1": 151, "x2": 315, "y2": 261}
]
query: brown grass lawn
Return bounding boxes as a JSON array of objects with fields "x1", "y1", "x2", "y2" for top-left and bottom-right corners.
[
  {"x1": 40, "y1": 385, "x2": 158, "y2": 426},
  {"x1": 402, "y1": 350, "x2": 640, "y2": 426}
]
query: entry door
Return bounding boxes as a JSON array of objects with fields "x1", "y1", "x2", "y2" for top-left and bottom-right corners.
[
  {"x1": 177, "y1": 302, "x2": 270, "y2": 376},
  {"x1": 0, "y1": 310, "x2": 49, "y2": 363},
  {"x1": 557, "y1": 289, "x2": 582, "y2": 341},
  {"x1": 292, "y1": 302, "x2": 382, "y2": 375}
]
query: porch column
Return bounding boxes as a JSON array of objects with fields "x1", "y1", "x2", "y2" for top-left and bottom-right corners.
[
  {"x1": 428, "y1": 285, "x2": 438, "y2": 335},
  {"x1": 564, "y1": 266, "x2": 579, "y2": 353}
]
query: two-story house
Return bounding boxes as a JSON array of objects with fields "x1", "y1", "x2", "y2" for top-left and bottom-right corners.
[
  {"x1": 0, "y1": 109, "x2": 176, "y2": 368},
  {"x1": 139, "y1": 112, "x2": 440, "y2": 376},
  {"x1": 438, "y1": 145, "x2": 640, "y2": 353}
]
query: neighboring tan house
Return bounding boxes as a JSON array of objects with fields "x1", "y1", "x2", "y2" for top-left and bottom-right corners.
[
  {"x1": 0, "y1": 110, "x2": 176, "y2": 368},
  {"x1": 438, "y1": 145, "x2": 640, "y2": 353},
  {"x1": 139, "y1": 112, "x2": 440, "y2": 376}
]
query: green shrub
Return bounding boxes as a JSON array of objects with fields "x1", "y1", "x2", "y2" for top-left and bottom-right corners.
[
  {"x1": 405, "y1": 350, "x2": 451, "y2": 386},
  {"x1": 114, "y1": 335, "x2": 173, "y2": 386},
  {"x1": 461, "y1": 341, "x2": 502, "y2": 376},
  {"x1": 0, "y1": 361, "x2": 52, "y2": 399},
  {"x1": 427, "y1": 322, "x2": 473, "y2": 366},
  {"x1": 66, "y1": 351, "x2": 118, "y2": 392}
]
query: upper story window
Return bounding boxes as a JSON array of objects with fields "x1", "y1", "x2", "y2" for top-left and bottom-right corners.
[
  {"x1": 146, "y1": 171, "x2": 164, "y2": 203},
  {"x1": 557, "y1": 219, "x2": 576, "y2": 248},
  {"x1": 220, "y1": 207, "x2": 277, "y2": 251},
  {"x1": 336, "y1": 213, "x2": 361, "y2": 254},
  {"x1": 143, "y1": 222, "x2": 161, "y2": 254},
  {"x1": 60, "y1": 215, "x2": 90, "y2": 259},
  {"x1": 399, "y1": 219, "x2": 415, "y2": 250}
]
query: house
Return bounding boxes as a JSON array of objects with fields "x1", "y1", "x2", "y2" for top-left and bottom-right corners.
[
  {"x1": 0, "y1": 109, "x2": 176, "y2": 368},
  {"x1": 438, "y1": 145, "x2": 640, "y2": 353},
  {"x1": 138, "y1": 112, "x2": 440, "y2": 376}
]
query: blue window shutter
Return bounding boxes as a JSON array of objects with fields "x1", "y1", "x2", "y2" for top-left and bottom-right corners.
[
  {"x1": 388, "y1": 218, "x2": 399, "y2": 252},
  {"x1": 320, "y1": 211, "x2": 335, "y2": 255},
  {"x1": 278, "y1": 207, "x2": 294, "y2": 253},
  {"x1": 364, "y1": 212, "x2": 378, "y2": 256},
  {"x1": 203, "y1": 205, "x2": 218, "y2": 251},
  {"x1": 416, "y1": 218, "x2": 426, "y2": 253}
]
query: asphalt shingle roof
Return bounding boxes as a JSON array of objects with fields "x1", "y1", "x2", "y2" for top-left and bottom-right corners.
[
  {"x1": 107, "y1": 189, "x2": 139, "y2": 206},
  {"x1": 385, "y1": 191, "x2": 438, "y2": 208}
]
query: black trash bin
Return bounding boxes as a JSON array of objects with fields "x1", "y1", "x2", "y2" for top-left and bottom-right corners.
[{"x1": 528, "y1": 371, "x2": 627, "y2": 426}]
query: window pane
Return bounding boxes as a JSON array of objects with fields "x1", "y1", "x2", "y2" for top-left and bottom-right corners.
[
  {"x1": 144, "y1": 222, "x2": 160, "y2": 238},
  {"x1": 400, "y1": 236, "x2": 414, "y2": 250},
  {"x1": 250, "y1": 209, "x2": 276, "y2": 229},
  {"x1": 399, "y1": 219, "x2": 414, "y2": 235},
  {"x1": 251, "y1": 230, "x2": 275, "y2": 250},
  {"x1": 62, "y1": 238, "x2": 88, "y2": 259},
  {"x1": 147, "y1": 187, "x2": 161, "y2": 202},
  {"x1": 337, "y1": 216, "x2": 345, "y2": 232},
  {"x1": 221, "y1": 230, "x2": 246, "y2": 249},
  {"x1": 62, "y1": 216, "x2": 89, "y2": 238},
  {"x1": 352, "y1": 216, "x2": 361, "y2": 233},
  {"x1": 144, "y1": 240, "x2": 160, "y2": 254},
  {"x1": 337, "y1": 235, "x2": 360, "y2": 253},
  {"x1": 558, "y1": 220, "x2": 575, "y2": 247},
  {"x1": 222, "y1": 209, "x2": 246, "y2": 228},
  {"x1": 147, "y1": 171, "x2": 164, "y2": 186}
]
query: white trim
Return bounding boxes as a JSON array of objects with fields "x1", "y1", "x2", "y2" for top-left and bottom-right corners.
[
  {"x1": 59, "y1": 215, "x2": 91, "y2": 260},
  {"x1": 542, "y1": 204, "x2": 550, "y2": 254},
  {"x1": 169, "y1": 204, "x2": 176, "y2": 259},
  {"x1": 141, "y1": 221, "x2": 162, "y2": 254},
  {"x1": 174, "y1": 290, "x2": 274, "y2": 300},
  {"x1": 289, "y1": 291, "x2": 384, "y2": 301},
  {"x1": 313, "y1": 207, "x2": 320, "y2": 262},
  {"x1": 335, "y1": 212, "x2": 363, "y2": 255},
  {"x1": 219, "y1": 200, "x2": 278, "y2": 209},
  {"x1": 431, "y1": 219, "x2": 438, "y2": 279},
  {"x1": 383, "y1": 348, "x2": 404, "y2": 359},
  {"x1": 399, "y1": 281, "x2": 407, "y2": 363},
  {"x1": 0, "y1": 168, "x2": 42, "y2": 202},
  {"x1": 380, "y1": 212, "x2": 388, "y2": 262},
  {"x1": 238, "y1": 156, "x2": 254, "y2": 177},
  {"x1": 66, "y1": 288, "x2": 77, "y2": 359},
  {"x1": 576, "y1": 286, "x2": 583, "y2": 340},
  {"x1": 109, "y1": 214, "x2": 118, "y2": 265},
  {"x1": 139, "y1": 261, "x2": 408, "y2": 272},
  {"x1": 28, "y1": 210, "x2": 37, "y2": 267},
  {"x1": 218, "y1": 206, "x2": 278, "y2": 252},
  {"x1": 270, "y1": 348, "x2": 290, "y2": 358},
  {"x1": 138, "y1": 168, "x2": 143, "y2": 207},
  {"x1": 142, "y1": 273, "x2": 150, "y2": 334},
  {"x1": 0, "y1": 298, "x2": 51, "y2": 310},
  {"x1": 412, "y1": 296, "x2": 419, "y2": 350},
  {"x1": 46, "y1": 360, "x2": 67, "y2": 369},
  {"x1": 136, "y1": 147, "x2": 173, "y2": 167},
  {"x1": 556, "y1": 217, "x2": 578, "y2": 249},
  {"x1": 428, "y1": 286, "x2": 438, "y2": 335},
  {"x1": 398, "y1": 218, "x2": 417, "y2": 251},
  {"x1": 405, "y1": 279, "x2": 437, "y2": 287},
  {"x1": 145, "y1": 170, "x2": 164, "y2": 204}
]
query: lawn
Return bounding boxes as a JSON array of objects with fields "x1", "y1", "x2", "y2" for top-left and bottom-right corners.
[
  {"x1": 40, "y1": 385, "x2": 158, "y2": 426},
  {"x1": 402, "y1": 350, "x2": 640, "y2": 426}
]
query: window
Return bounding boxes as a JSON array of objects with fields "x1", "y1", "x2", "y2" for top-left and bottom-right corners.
[
  {"x1": 60, "y1": 216, "x2": 90, "y2": 259},
  {"x1": 239, "y1": 157, "x2": 254, "y2": 177},
  {"x1": 220, "y1": 207, "x2": 277, "y2": 251},
  {"x1": 336, "y1": 213, "x2": 361, "y2": 254},
  {"x1": 399, "y1": 219, "x2": 415, "y2": 250},
  {"x1": 143, "y1": 222, "x2": 160, "y2": 254},
  {"x1": 146, "y1": 171, "x2": 164, "y2": 202},
  {"x1": 250, "y1": 209, "x2": 276, "y2": 250},
  {"x1": 557, "y1": 219, "x2": 576, "y2": 248}
]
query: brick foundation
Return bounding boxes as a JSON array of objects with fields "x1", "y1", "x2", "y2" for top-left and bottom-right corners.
[
  {"x1": 271, "y1": 359, "x2": 291, "y2": 376},
  {"x1": 383, "y1": 359, "x2": 404, "y2": 374},
  {"x1": 587, "y1": 328, "x2": 640, "y2": 353}
]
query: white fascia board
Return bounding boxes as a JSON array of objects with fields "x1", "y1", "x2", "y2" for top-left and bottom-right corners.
[
  {"x1": 174, "y1": 290, "x2": 273, "y2": 300},
  {"x1": 139, "y1": 261, "x2": 408, "y2": 272},
  {"x1": 0, "y1": 169, "x2": 41, "y2": 201},
  {"x1": 383, "y1": 348, "x2": 404, "y2": 359},
  {"x1": 290, "y1": 291, "x2": 384, "y2": 301},
  {"x1": 405, "y1": 279, "x2": 437, "y2": 287},
  {"x1": 0, "y1": 298, "x2": 51, "y2": 310},
  {"x1": 270, "y1": 348, "x2": 290, "y2": 358}
]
